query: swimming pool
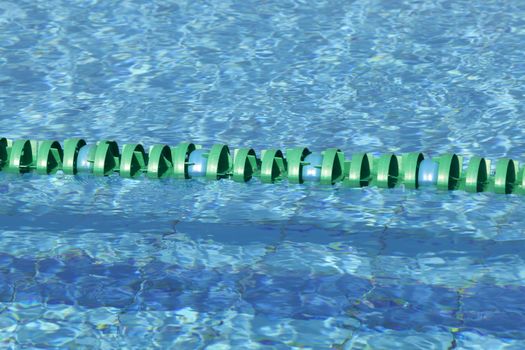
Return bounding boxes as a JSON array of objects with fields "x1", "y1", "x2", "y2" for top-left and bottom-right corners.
[{"x1": 1, "y1": 0, "x2": 525, "y2": 348}]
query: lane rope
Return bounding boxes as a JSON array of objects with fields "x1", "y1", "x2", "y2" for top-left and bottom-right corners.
[{"x1": 0, "y1": 138, "x2": 522, "y2": 194}]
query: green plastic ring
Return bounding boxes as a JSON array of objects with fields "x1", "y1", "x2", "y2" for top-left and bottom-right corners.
[
  {"x1": 518, "y1": 167, "x2": 525, "y2": 195},
  {"x1": 287, "y1": 147, "x2": 311, "y2": 184},
  {"x1": 0, "y1": 138, "x2": 10, "y2": 170},
  {"x1": 8, "y1": 139, "x2": 34, "y2": 174},
  {"x1": 232, "y1": 148, "x2": 259, "y2": 182},
  {"x1": 494, "y1": 158, "x2": 517, "y2": 194},
  {"x1": 345, "y1": 153, "x2": 372, "y2": 187},
  {"x1": 464, "y1": 156, "x2": 488, "y2": 193},
  {"x1": 93, "y1": 140, "x2": 120, "y2": 176},
  {"x1": 63, "y1": 138, "x2": 87, "y2": 175},
  {"x1": 172, "y1": 142, "x2": 197, "y2": 179},
  {"x1": 402, "y1": 152, "x2": 424, "y2": 189},
  {"x1": 437, "y1": 154, "x2": 462, "y2": 191},
  {"x1": 260, "y1": 149, "x2": 287, "y2": 183},
  {"x1": 120, "y1": 144, "x2": 147, "y2": 178},
  {"x1": 206, "y1": 144, "x2": 232, "y2": 180},
  {"x1": 36, "y1": 140, "x2": 63, "y2": 175},
  {"x1": 147, "y1": 144, "x2": 173, "y2": 179},
  {"x1": 376, "y1": 153, "x2": 399, "y2": 188},
  {"x1": 320, "y1": 148, "x2": 344, "y2": 185}
]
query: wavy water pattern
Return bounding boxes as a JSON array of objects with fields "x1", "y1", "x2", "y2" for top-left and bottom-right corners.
[{"x1": 1, "y1": 0, "x2": 525, "y2": 348}]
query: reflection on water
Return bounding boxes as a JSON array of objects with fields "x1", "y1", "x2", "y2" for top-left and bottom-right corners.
[{"x1": 1, "y1": 0, "x2": 525, "y2": 347}]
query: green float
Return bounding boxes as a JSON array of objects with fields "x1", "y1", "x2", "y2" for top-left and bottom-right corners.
[
  {"x1": 260, "y1": 149, "x2": 287, "y2": 183},
  {"x1": 0, "y1": 137, "x2": 524, "y2": 196}
]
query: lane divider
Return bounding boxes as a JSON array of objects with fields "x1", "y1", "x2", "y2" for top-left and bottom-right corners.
[{"x1": 0, "y1": 137, "x2": 523, "y2": 194}]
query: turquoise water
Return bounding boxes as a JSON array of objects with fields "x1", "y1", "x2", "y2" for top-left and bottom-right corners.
[{"x1": 1, "y1": 0, "x2": 525, "y2": 348}]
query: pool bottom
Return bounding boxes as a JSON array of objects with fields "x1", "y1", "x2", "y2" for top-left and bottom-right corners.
[
  {"x1": 2, "y1": 223, "x2": 525, "y2": 349},
  {"x1": 1, "y1": 174, "x2": 524, "y2": 349}
]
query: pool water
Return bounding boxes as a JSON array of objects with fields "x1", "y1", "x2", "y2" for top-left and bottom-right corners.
[{"x1": 1, "y1": 0, "x2": 525, "y2": 348}]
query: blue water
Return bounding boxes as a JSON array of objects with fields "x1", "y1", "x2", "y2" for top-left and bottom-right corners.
[{"x1": 1, "y1": 0, "x2": 525, "y2": 348}]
